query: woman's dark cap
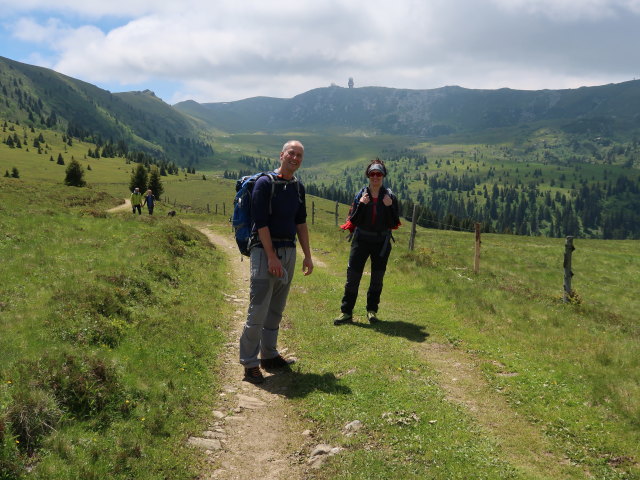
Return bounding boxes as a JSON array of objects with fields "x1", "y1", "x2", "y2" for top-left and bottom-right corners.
[{"x1": 367, "y1": 164, "x2": 386, "y2": 175}]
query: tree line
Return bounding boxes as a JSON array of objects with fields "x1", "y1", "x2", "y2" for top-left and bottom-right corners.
[
  {"x1": 305, "y1": 173, "x2": 640, "y2": 239},
  {"x1": 221, "y1": 152, "x2": 640, "y2": 239}
]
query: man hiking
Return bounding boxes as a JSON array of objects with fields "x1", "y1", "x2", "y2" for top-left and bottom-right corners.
[
  {"x1": 239, "y1": 140, "x2": 314, "y2": 384},
  {"x1": 130, "y1": 187, "x2": 143, "y2": 215}
]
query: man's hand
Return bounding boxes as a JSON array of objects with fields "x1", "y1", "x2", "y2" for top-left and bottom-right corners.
[
  {"x1": 302, "y1": 257, "x2": 314, "y2": 276},
  {"x1": 267, "y1": 255, "x2": 284, "y2": 277}
]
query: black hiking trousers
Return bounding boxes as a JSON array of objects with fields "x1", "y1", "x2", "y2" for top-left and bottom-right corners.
[{"x1": 340, "y1": 232, "x2": 391, "y2": 315}]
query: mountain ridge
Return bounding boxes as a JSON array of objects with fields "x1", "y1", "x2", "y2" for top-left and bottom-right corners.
[{"x1": 174, "y1": 80, "x2": 640, "y2": 139}]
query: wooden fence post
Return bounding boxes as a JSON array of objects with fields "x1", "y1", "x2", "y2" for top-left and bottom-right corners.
[
  {"x1": 563, "y1": 236, "x2": 575, "y2": 303},
  {"x1": 223, "y1": 202, "x2": 226, "y2": 217},
  {"x1": 215, "y1": 204, "x2": 218, "y2": 215},
  {"x1": 312, "y1": 201, "x2": 315, "y2": 225},
  {"x1": 207, "y1": 203, "x2": 210, "y2": 214},
  {"x1": 474, "y1": 223, "x2": 481, "y2": 274},
  {"x1": 335, "y1": 202, "x2": 339, "y2": 227},
  {"x1": 409, "y1": 204, "x2": 418, "y2": 251}
]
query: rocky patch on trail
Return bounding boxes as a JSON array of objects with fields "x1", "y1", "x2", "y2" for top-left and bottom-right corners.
[
  {"x1": 307, "y1": 444, "x2": 343, "y2": 469},
  {"x1": 342, "y1": 419, "x2": 364, "y2": 436}
]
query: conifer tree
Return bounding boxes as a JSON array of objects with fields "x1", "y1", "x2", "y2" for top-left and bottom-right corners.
[
  {"x1": 147, "y1": 167, "x2": 164, "y2": 199},
  {"x1": 64, "y1": 159, "x2": 86, "y2": 187},
  {"x1": 129, "y1": 164, "x2": 148, "y2": 192}
]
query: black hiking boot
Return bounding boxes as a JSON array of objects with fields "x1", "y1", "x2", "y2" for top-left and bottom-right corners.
[
  {"x1": 243, "y1": 366, "x2": 265, "y2": 384},
  {"x1": 333, "y1": 313, "x2": 353, "y2": 325},
  {"x1": 260, "y1": 355, "x2": 295, "y2": 371},
  {"x1": 367, "y1": 311, "x2": 380, "y2": 323}
]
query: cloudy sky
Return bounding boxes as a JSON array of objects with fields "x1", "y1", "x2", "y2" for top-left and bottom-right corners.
[{"x1": 1, "y1": 0, "x2": 639, "y2": 105}]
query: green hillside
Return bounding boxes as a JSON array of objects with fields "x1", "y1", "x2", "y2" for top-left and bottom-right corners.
[
  {"x1": 216, "y1": 133, "x2": 640, "y2": 240},
  {"x1": 0, "y1": 56, "x2": 214, "y2": 167}
]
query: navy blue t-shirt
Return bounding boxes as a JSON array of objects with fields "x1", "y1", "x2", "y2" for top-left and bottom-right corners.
[{"x1": 251, "y1": 175, "x2": 306, "y2": 248}]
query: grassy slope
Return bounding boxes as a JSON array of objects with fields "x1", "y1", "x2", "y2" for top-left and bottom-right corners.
[
  {"x1": 0, "y1": 122, "x2": 208, "y2": 205},
  {"x1": 0, "y1": 179, "x2": 232, "y2": 479}
]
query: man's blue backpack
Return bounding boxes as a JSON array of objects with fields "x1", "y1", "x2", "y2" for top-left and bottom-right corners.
[
  {"x1": 232, "y1": 172, "x2": 272, "y2": 256},
  {"x1": 233, "y1": 171, "x2": 302, "y2": 256}
]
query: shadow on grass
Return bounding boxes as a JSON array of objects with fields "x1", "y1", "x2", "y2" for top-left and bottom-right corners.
[
  {"x1": 351, "y1": 319, "x2": 430, "y2": 342},
  {"x1": 259, "y1": 370, "x2": 352, "y2": 399}
]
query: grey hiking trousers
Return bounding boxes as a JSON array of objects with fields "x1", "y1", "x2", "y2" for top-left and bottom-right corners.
[{"x1": 239, "y1": 246, "x2": 296, "y2": 368}]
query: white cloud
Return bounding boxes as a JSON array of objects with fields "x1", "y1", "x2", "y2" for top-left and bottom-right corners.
[
  {"x1": 2, "y1": 0, "x2": 640, "y2": 102},
  {"x1": 0, "y1": 0, "x2": 155, "y2": 18},
  {"x1": 490, "y1": 0, "x2": 640, "y2": 20}
]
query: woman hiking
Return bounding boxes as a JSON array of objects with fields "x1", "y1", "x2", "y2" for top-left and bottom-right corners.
[{"x1": 333, "y1": 158, "x2": 401, "y2": 325}]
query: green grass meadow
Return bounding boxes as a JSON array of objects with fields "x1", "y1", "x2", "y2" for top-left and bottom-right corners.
[
  {"x1": 0, "y1": 178, "x2": 233, "y2": 479},
  {"x1": 1, "y1": 140, "x2": 640, "y2": 479}
]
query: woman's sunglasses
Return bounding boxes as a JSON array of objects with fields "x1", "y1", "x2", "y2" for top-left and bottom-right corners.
[{"x1": 368, "y1": 171, "x2": 384, "y2": 178}]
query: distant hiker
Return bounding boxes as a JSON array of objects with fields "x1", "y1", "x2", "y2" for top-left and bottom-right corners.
[
  {"x1": 130, "y1": 187, "x2": 143, "y2": 215},
  {"x1": 239, "y1": 140, "x2": 314, "y2": 384},
  {"x1": 144, "y1": 189, "x2": 155, "y2": 215},
  {"x1": 333, "y1": 158, "x2": 401, "y2": 325}
]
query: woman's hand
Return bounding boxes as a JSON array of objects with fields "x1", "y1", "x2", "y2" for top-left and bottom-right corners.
[
  {"x1": 360, "y1": 192, "x2": 370, "y2": 204},
  {"x1": 382, "y1": 194, "x2": 392, "y2": 206}
]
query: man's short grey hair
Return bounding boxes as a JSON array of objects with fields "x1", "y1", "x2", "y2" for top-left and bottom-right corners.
[{"x1": 282, "y1": 140, "x2": 304, "y2": 152}]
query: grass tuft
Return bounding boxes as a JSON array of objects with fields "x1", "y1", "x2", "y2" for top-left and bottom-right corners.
[{"x1": 6, "y1": 388, "x2": 63, "y2": 455}]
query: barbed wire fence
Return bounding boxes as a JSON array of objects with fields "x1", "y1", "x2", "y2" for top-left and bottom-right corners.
[{"x1": 171, "y1": 196, "x2": 576, "y2": 302}]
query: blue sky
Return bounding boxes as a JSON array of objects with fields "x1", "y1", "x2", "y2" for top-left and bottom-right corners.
[{"x1": 1, "y1": 0, "x2": 639, "y2": 104}]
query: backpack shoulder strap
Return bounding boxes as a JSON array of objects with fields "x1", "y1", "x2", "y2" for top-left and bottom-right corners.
[
  {"x1": 265, "y1": 172, "x2": 302, "y2": 206},
  {"x1": 292, "y1": 176, "x2": 302, "y2": 203},
  {"x1": 262, "y1": 172, "x2": 277, "y2": 215}
]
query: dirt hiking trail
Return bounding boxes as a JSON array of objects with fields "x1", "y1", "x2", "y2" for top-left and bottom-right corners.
[
  {"x1": 190, "y1": 227, "x2": 316, "y2": 480},
  {"x1": 420, "y1": 344, "x2": 590, "y2": 479},
  {"x1": 106, "y1": 198, "x2": 131, "y2": 213}
]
